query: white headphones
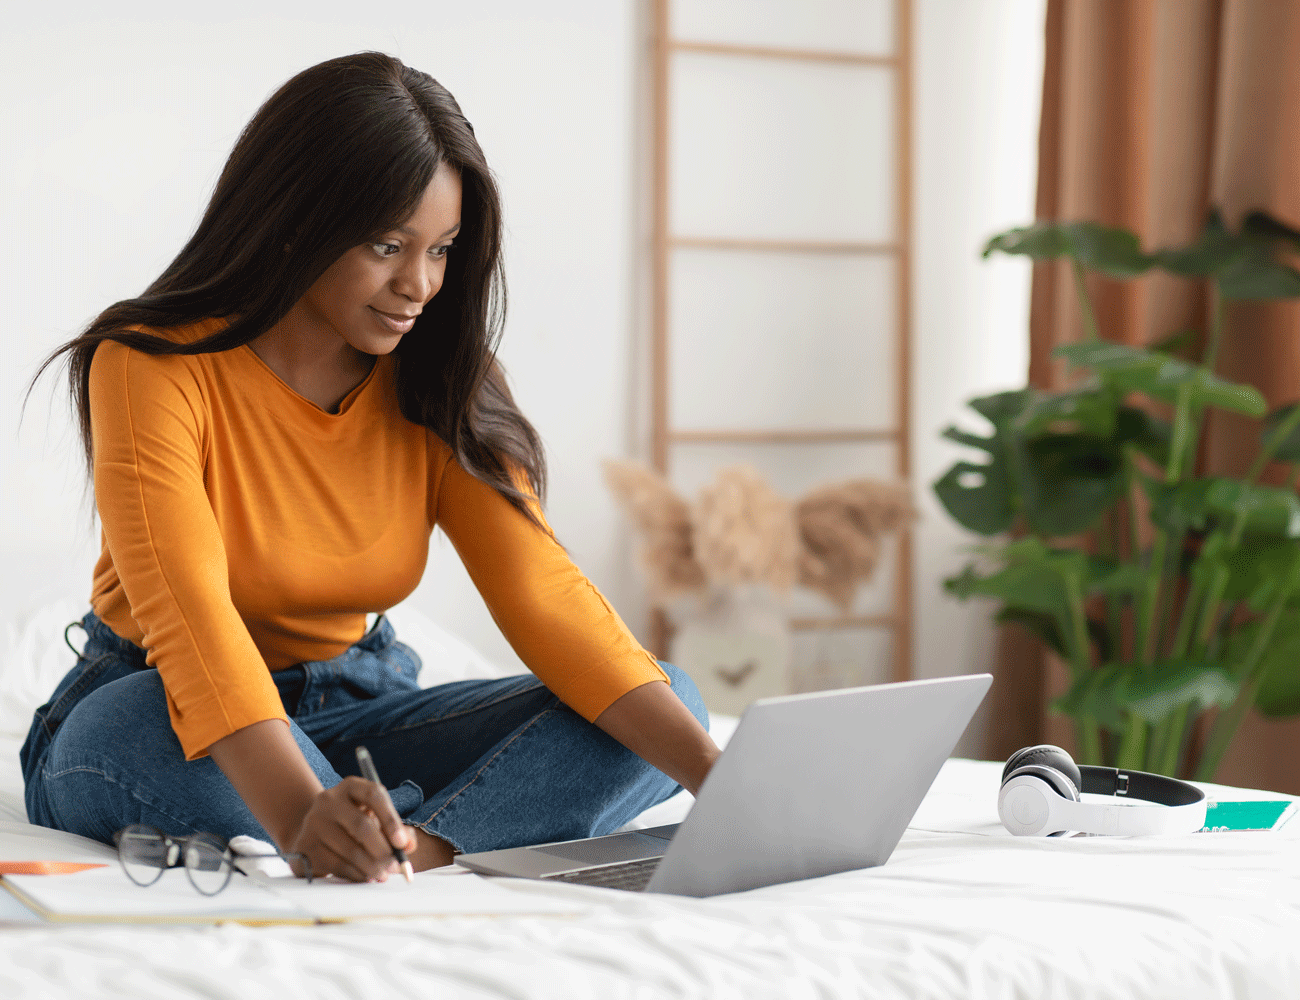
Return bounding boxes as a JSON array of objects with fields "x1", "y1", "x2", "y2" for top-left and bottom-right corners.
[{"x1": 998, "y1": 744, "x2": 1206, "y2": 836}]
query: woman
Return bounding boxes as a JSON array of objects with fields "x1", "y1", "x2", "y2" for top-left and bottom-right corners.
[{"x1": 22, "y1": 52, "x2": 717, "y2": 883}]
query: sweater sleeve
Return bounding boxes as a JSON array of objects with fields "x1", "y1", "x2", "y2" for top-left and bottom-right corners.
[
  {"x1": 90, "y1": 341, "x2": 287, "y2": 759},
  {"x1": 432, "y1": 452, "x2": 668, "y2": 721}
]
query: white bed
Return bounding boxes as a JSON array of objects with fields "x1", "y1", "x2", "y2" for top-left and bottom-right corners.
[{"x1": 3, "y1": 600, "x2": 1300, "y2": 999}]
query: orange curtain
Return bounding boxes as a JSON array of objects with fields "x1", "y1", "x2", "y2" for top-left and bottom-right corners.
[{"x1": 987, "y1": 0, "x2": 1300, "y2": 793}]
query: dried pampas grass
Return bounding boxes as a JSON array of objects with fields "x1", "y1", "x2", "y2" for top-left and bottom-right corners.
[
  {"x1": 603, "y1": 459, "x2": 914, "y2": 611},
  {"x1": 796, "y1": 479, "x2": 915, "y2": 610},
  {"x1": 602, "y1": 460, "x2": 705, "y2": 599},
  {"x1": 692, "y1": 465, "x2": 798, "y2": 592}
]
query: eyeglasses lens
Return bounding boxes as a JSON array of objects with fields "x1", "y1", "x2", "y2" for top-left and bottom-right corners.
[
  {"x1": 117, "y1": 825, "x2": 169, "y2": 887},
  {"x1": 184, "y1": 834, "x2": 234, "y2": 896}
]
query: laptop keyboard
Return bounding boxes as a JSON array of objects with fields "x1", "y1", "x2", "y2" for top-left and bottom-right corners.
[{"x1": 541, "y1": 856, "x2": 661, "y2": 892}]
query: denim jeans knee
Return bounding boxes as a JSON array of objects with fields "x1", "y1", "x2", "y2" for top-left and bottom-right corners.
[{"x1": 20, "y1": 612, "x2": 151, "y2": 818}]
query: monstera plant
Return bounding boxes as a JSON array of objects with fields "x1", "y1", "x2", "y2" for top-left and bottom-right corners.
[{"x1": 937, "y1": 211, "x2": 1300, "y2": 779}]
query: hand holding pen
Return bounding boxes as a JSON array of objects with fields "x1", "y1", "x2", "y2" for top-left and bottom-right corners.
[{"x1": 355, "y1": 746, "x2": 415, "y2": 883}]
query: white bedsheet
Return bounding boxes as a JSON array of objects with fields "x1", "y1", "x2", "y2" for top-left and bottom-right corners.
[
  {"x1": 3, "y1": 741, "x2": 1299, "y2": 1000},
  {"x1": 5, "y1": 603, "x2": 1300, "y2": 998}
]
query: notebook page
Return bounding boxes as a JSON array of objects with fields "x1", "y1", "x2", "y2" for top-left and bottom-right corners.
[
  {"x1": 252, "y1": 867, "x2": 583, "y2": 918},
  {"x1": 2, "y1": 865, "x2": 308, "y2": 922},
  {"x1": 3, "y1": 865, "x2": 583, "y2": 922}
]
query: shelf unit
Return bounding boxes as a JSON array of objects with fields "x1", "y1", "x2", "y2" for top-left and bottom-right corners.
[{"x1": 647, "y1": 0, "x2": 914, "y2": 685}]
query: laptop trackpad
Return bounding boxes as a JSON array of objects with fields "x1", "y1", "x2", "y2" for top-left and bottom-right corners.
[{"x1": 531, "y1": 832, "x2": 667, "y2": 865}]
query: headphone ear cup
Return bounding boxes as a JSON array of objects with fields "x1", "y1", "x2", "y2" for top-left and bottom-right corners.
[
  {"x1": 999, "y1": 764, "x2": 1080, "y2": 836},
  {"x1": 1001, "y1": 744, "x2": 1082, "y2": 797},
  {"x1": 1004, "y1": 763, "x2": 1079, "y2": 802}
]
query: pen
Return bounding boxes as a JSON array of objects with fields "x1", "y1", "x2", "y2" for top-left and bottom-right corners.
[{"x1": 354, "y1": 746, "x2": 414, "y2": 883}]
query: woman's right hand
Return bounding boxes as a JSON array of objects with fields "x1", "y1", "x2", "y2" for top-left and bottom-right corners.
[
  {"x1": 288, "y1": 777, "x2": 416, "y2": 883},
  {"x1": 207, "y1": 719, "x2": 415, "y2": 883}
]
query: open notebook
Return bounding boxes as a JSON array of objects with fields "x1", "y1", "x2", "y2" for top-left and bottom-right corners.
[{"x1": 1, "y1": 864, "x2": 579, "y2": 924}]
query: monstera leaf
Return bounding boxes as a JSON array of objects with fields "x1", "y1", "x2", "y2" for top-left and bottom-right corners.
[
  {"x1": 1114, "y1": 405, "x2": 1173, "y2": 466},
  {"x1": 988, "y1": 211, "x2": 1300, "y2": 298},
  {"x1": 1014, "y1": 387, "x2": 1120, "y2": 438},
  {"x1": 1018, "y1": 432, "x2": 1127, "y2": 537},
  {"x1": 944, "y1": 541, "x2": 1080, "y2": 614},
  {"x1": 1223, "y1": 609, "x2": 1300, "y2": 717},
  {"x1": 1052, "y1": 661, "x2": 1239, "y2": 730},
  {"x1": 1155, "y1": 209, "x2": 1300, "y2": 299},
  {"x1": 1056, "y1": 342, "x2": 1267, "y2": 416},
  {"x1": 1144, "y1": 477, "x2": 1300, "y2": 539},
  {"x1": 1261, "y1": 403, "x2": 1300, "y2": 462},
  {"x1": 945, "y1": 540, "x2": 1135, "y2": 668},
  {"x1": 1154, "y1": 210, "x2": 1241, "y2": 278},
  {"x1": 936, "y1": 389, "x2": 1138, "y2": 539},
  {"x1": 944, "y1": 539, "x2": 1084, "y2": 655},
  {"x1": 1222, "y1": 540, "x2": 1300, "y2": 611},
  {"x1": 996, "y1": 608, "x2": 1115, "y2": 664},
  {"x1": 1203, "y1": 480, "x2": 1300, "y2": 537},
  {"x1": 983, "y1": 221, "x2": 1154, "y2": 278},
  {"x1": 1142, "y1": 478, "x2": 1216, "y2": 535},
  {"x1": 1220, "y1": 213, "x2": 1300, "y2": 299},
  {"x1": 933, "y1": 391, "x2": 1033, "y2": 536}
]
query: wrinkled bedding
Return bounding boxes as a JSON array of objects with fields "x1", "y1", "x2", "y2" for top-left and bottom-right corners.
[
  {"x1": 3, "y1": 745, "x2": 1298, "y2": 999},
  {"x1": 4, "y1": 602, "x2": 1300, "y2": 998}
]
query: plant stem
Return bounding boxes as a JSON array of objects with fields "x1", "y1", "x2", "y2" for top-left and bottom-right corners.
[
  {"x1": 1077, "y1": 717, "x2": 1103, "y2": 766},
  {"x1": 1169, "y1": 569, "x2": 1207, "y2": 662},
  {"x1": 1099, "y1": 508, "x2": 1124, "y2": 655},
  {"x1": 1115, "y1": 718, "x2": 1147, "y2": 770},
  {"x1": 1062, "y1": 565, "x2": 1103, "y2": 767},
  {"x1": 1158, "y1": 703, "x2": 1191, "y2": 775},
  {"x1": 1195, "y1": 557, "x2": 1300, "y2": 780},
  {"x1": 1193, "y1": 519, "x2": 1245, "y2": 659},
  {"x1": 1153, "y1": 530, "x2": 1186, "y2": 661},
  {"x1": 1073, "y1": 262, "x2": 1100, "y2": 344},
  {"x1": 1138, "y1": 380, "x2": 1199, "y2": 668},
  {"x1": 1063, "y1": 573, "x2": 1093, "y2": 679},
  {"x1": 1138, "y1": 531, "x2": 1167, "y2": 667},
  {"x1": 1246, "y1": 402, "x2": 1300, "y2": 483},
  {"x1": 1197, "y1": 683, "x2": 1255, "y2": 783},
  {"x1": 1165, "y1": 522, "x2": 1240, "y2": 778},
  {"x1": 1166, "y1": 384, "x2": 1195, "y2": 483},
  {"x1": 1143, "y1": 285, "x2": 1228, "y2": 778},
  {"x1": 1145, "y1": 719, "x2": 1169, "y2": 772},
  {"x1": 1124, "y1": 447, "x2": 1143, "y2": 570},
  {"x1": 1195, "y1": 563, "x2": 1232, "y2": 653},
  {"x1": 1201, "y1": 284, "x2": 1226, "y2": 373}
]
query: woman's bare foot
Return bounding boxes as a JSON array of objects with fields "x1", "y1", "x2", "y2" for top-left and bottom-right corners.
[{"x1": 407, "y1": 827, "x2": 457, "y2": 871}]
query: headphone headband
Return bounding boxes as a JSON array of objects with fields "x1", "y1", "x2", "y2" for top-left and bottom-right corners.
[{"x1": 1078, "y1": 765, "x2": 1205, "y2": 807}]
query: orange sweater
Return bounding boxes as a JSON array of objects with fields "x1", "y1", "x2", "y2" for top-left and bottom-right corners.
[{"x1": 88, "y1": 319, "x2": 665, "y2": 760}]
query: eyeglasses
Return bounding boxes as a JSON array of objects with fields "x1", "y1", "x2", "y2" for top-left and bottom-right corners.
[{"x1": 113, "y1": 825, "x2": 313, "y2": 896}]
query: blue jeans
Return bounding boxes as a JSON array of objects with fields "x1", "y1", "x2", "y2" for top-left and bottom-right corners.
[{"x1": 21, "y1": 612, "x2": 705, "y2": 853}]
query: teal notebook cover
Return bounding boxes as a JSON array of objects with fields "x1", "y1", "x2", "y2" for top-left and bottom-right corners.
[{"x1": 1200, "y1": 800, "x2": 1295, "y2": 832}]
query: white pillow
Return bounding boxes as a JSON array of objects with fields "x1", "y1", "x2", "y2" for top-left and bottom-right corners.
[
  {"x1": 383, "y1": 603, "x2": 526, "y2": 686},
  {"x1": 0, "y1": 597, "x2": 86, "y2": 738}
]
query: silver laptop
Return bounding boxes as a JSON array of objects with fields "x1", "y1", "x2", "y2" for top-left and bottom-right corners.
[{"x1": 456, "y1": 673, "x2": 992, "y2": 897}]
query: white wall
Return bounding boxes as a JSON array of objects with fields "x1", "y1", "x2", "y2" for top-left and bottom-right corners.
[
  {"x1": 913, "y1": 0, "x2": 1045, "y2": 752},
  {"x1": 1, "y1": 1, "x2": 1045, "y2": 724}
]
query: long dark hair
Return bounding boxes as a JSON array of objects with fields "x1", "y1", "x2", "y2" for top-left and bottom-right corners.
[{"x1": 33, "y1": 51, "x2": 546, "y2": 524}]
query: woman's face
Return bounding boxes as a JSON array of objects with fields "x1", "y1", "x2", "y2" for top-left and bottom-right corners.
[{"x1": 298, "y1": 161, "x2": 463, "y2": 357}]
